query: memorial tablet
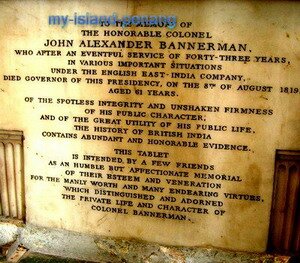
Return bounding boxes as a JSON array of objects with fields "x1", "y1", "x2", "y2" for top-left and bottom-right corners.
[{"x1": 0, "y1": 0, "x2": 299, "y2": 253}]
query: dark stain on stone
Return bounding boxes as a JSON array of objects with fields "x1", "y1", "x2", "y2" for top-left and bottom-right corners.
[
  {"x1": 260, "y1": 95, "x2": 268, "y2": 100},
  {"x1": 246, "y1": 164, "x2": 262, "y2": 190}
]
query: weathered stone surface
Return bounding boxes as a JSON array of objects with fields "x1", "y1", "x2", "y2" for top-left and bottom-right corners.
[
  {"x1": 19, "y1": 225, "x2": 107, "y2": 262},
  {"x1": 0, "y1": 224, "x2": 293, "y2": 262},
  {"x1": 0, "y1": 223, "x2": 18, "y2": 246},
  {"x1": 95, "y1": 236, "x2": 292, "y2": 263}
]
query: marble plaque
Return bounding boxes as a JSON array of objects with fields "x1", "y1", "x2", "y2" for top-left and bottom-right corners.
[{"x1": 0, "y1": 0, "x2": 299, "y2": 252}]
